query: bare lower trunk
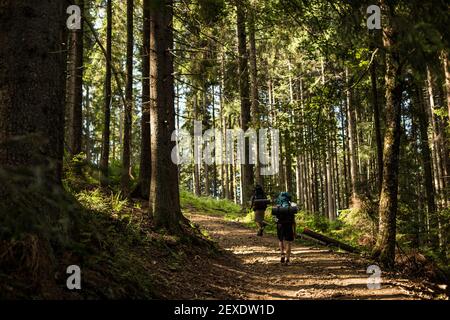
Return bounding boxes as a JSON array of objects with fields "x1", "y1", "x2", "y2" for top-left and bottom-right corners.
[
  {"x1": 249, "y1": 8, "x2": 262, "y2": 187},
  {"x1": 121, "y1": 0, "x2": 134, "y2": 195},
  {"x1": 345, "y1": 67, "x2": 360, "y2": 207},
  {"x1": 100, "y1": 0, "x2": 112, "y2": 187},
  {"x1": 66, "y1": 0, "x2": 84, "y2": 162},
  {"x1": 371, "y1": 58, "x2": 383, "y2": 194},
  {"x1": 414, "y1": 83, "x2": 437, "y2": 246},
  {"x1": 425, "y1": 66, "x2": 446, "y2": 249},
  {"x1": 236, "y1": 4, "x2": 254, "y2": 206},
  {"x1": 136, "y1": 0, "x2": 151, "y2": 199},
  {"x1": 149, "y1": 0, "x2": 183, "y2": 231}
]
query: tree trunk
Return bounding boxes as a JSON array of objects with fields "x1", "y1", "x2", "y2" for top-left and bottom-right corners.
[
  {"x1": 134, "y1": 0, "x2": 151, "y2": 199},
  {"x1": 284, "y1": 132, "x2": 293, "y2": 194},
  {"x1": 414, "y1": 82, "x2": 437, "y2": 246},
  {"x1": 121, "y1": 0, "x2": 134, "y2": 195},
  {"x1": 296, "y1": 155, "x2": 304, "y2": 207},
  {"x1": 441, "y1": 50, "x2": 450, "y2": 123},
  {"x1": 149, "y1": 0, "x2": 184, "y2": 231},
  {"x1": 0, "y1": 0, "x2": 66, "y2": 185},
  {"x1": 301, "y1": 228, "x2": 360, "y2": 253},
  {"x1": 326, "y1": 140, "x2": 336, "y2": 220},
  {"x1": 100, "y1": 0, "x2": 112, "y2": 187},
  {"x1": 84, "y1": 86, "x2": 92, "y2": 163},
  {"x1": 249, "y1": 8, "x2": 262, "y2": 187},
  {"x1": 67, "y1": 0, "x2": 84, "y2": 164},
  {"x1": 345, "y1": 67, "x2": 360, "y2": 208},
  {"x1": 203, "y1": 90, "x2": 210, "y2": 197},
  {"x1": 333, "y1": 133, "x2": 341, "y2": 210},
  {"x1": 193, "y1": 92, "x2": 201, "y2": 196},
  {"x1": 220, "y1": 60, "x2": 229, "y2": 199},
  {"x1": 371, "y1": 57, "x2": 383, "y2": 194},
  {"x1": 372, "y1": 1, "x2": 403, "y2": 268},
  {"x1": 341, "y1": 101, "x2": 350, "y2": 208},
  {"x1": 236, "y1": 4, "x2": 254, "y2": 206},
  {"x1": 211, "y1": 87, "x2": 218, "y2": 197},
  {"x1": 425, "y1": 66, "x2": 446, "y2": 249}
]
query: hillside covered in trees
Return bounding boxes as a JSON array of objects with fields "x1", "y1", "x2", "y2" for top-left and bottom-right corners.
[{"x1": 0, "y1": 0, "x2": 449, "y2": 300}]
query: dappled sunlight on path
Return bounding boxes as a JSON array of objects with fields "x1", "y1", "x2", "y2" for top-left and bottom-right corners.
[{"x1": 187, "y1": 212, "x2": 432, "y2": 300}]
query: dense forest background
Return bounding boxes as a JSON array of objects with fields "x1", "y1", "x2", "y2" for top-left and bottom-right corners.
[{"x1": 0, "y1": 0, "x2": 449, "y2": 299}]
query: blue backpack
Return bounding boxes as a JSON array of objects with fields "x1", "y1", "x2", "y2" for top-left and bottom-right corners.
[
  {"x1": 273, "y1": 192, "x2": 296, "y2": 223},
  {"x1": 276, "y1": 192, "x2": 291, "y2": 208}
]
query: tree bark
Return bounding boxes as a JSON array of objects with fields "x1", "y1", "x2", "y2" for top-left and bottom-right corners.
[
  {"x1": 441, "y1": 50, "x2": 450, "y2": 123},
  {"x1": 121, "y1": 0, "x2": 134, "y2": 195},
  {"x1": 371, "y1": 57, "x2": 383, "y2": 194},
  {"x1": 203, "y1": 89, "x2": 210, "y2": 197},
  {"x1": 193, "y1": 92, "x2": 201, "y2": 196},
  {"x1": 249, "y1": 8, "x2": 262, "y2": 187},
  {"x1": 236, "y1": 3, "x2": 254, "y2": 206},
  {"x1": 284, "y1": 132, "x2": 293, "y2": 194},
  {"x1": 149, "y1": 0, "x2": 184, "y2": 231},
  {"x1": 66, "y1": 0, "x2": 84, "y2": 164},
  {"x1": 220, "y1": 56, "x2": 229, "y2": 199},
  {"x1": 135, "y1": 0, "x2": 151, "y2": 199},
  {"x1": 414, "y1": 82, "x2": 436, "y2": 246},
  {"x1": 341, "y1": 100, "x2": 350, "y2": 208},
  {"x1": 425, "y1": 66, "x2": 446, "y2": 249},
  {"x1": 345, "y1": 67, "x2": 360, "y2": 208},
  {"x1": 372, "y1": 1, "x2": 403, "y2": 268},
  {"x1": 100, "y1": 0, "x2": 112, "y2": 187},
  {"x1": 0, "y1": 0, "x2": 66, "y2": 188},
  {"x1": 84, "y1": 85, "x2": 91, "y2": 163}
]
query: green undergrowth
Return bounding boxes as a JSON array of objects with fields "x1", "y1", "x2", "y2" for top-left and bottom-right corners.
[
  {"x1": 180, "y1": 190, "x2": 362, "y2": 249},
  {"x1": 180, "y1": 190, "x2": 242, "y2": 218}
]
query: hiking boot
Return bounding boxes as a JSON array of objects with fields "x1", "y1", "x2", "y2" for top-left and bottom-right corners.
[
  {"x1": 280, "y1": 256, "x2": 285, "y2": 264},
  {"x1": 257, "y1": 229, "x2": 263, "y2": 236},
  {"x1": 285, "y1": 258, "x2": 290, "y2": 265}
]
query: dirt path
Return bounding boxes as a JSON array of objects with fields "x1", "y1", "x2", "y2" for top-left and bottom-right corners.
[{"x1": 187, "y1": 212, "x2": 434, "y2": 300}]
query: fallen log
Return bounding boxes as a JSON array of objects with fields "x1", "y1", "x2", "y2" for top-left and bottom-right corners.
[
  {"x1": 299, "y1": 227, "x2": 360, "y2": 253},
  {"x1": 298, "y1": 233, "x2": 327, "y2": 246}
]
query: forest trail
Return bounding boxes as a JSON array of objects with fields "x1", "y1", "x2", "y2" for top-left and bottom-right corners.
[{"x1": 187, "y1": 212, "x2": 433, "y2": 300}]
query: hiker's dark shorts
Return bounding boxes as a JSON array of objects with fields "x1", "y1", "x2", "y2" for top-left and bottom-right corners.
[
  {"x1": 254, "y1": 210, "x2": 265, "y2": 224},
  {"x1": 277, "y1": 223, "x2": 294, "y2": 242}
]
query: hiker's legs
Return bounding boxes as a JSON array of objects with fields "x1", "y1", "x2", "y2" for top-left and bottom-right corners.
[
  {"x1": 285, "y1": 241, "x2": 292, "y2": 261},
  {"x1": 255, "y1": 210, "x2": 265, "y2": 236},
  {"x1": 279, "y1": 241, "x2": 286, "y2": 263},
  {"x1": 279, "y1": 241, "x2": 285, "y2": 255},
  {"x1": 256, "y1": 222, "x2": 264, "y2": 236}
]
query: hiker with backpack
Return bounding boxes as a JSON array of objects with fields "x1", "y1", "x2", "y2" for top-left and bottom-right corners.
[
  {"x1": 250, "y1": 184, "x2": 269, "y2": 236},
  {"x1": 272, "y1": 192, "x2": 298, "y2": 265}
]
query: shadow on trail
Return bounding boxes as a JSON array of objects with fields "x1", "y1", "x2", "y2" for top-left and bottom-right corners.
[{"x1": 187, "y1": 211, "x2": 430, "y2": 300}]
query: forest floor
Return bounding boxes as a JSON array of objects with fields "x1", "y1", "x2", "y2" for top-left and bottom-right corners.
[
  {"x1": 3, "y1": 187, "x2": 446, "y2": 299},
  {"x1": 182, "y1": 208, "x2": 443, "y2": 300}
]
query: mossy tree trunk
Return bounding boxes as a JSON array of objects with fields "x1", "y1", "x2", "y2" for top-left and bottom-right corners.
[{"x1": 372, "y1": 0, "x2": 403, "y2": 268}]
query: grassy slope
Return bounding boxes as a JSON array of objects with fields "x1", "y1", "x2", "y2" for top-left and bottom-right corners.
[{"x1": 1, "y1": 187, "x2": 223, "y2": 299}]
